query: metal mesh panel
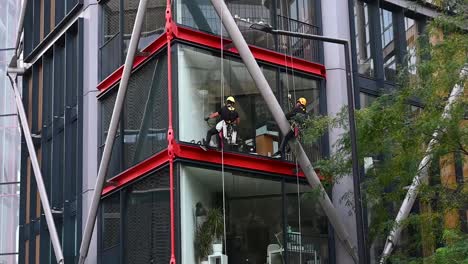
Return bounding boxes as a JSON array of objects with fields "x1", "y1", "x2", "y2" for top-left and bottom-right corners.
[
  {"x1": 102, "y1": 194, "x2": 121, "y2": 250},
  {"x1": 277, "y1": 15, "x2": 320, "y2": 62},
  {"x1": 102, "y1": 0, "x2": 120, "y2": 43},
  {"x1": 123, "y1": 59, "x2": 156, "y2": 168},
  {"x1": 123, "y1": 55, "x2": 168, "y2": 169},
  {"x1": 125, "y1": 168, "x2": 170, "y2": 264}
]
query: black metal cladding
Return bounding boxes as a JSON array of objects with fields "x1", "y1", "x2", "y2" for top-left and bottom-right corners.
[{"x1": 99, "y1": 168, "x2": 171, "y2": 264}]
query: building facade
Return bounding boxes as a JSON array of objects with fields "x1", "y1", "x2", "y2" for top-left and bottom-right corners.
[{"x1": 16, "y1": 0, "x2": 464, "y2": 264}]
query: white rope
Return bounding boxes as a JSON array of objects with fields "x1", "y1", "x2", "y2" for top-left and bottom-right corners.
[
  {"x1": 220, "y1": 7, "x2": 228, "y2": 255},
  {"x1": 282, "y1": 6, "x2": 302, "y2": 260}
]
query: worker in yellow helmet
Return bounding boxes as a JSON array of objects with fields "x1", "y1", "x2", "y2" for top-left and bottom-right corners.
[
  {"x1": 204, "y1": 96, "x2": 240, "y2": 148},
  {"x1": 274, "y1": 97, "x2": 308, "y2": 158}
]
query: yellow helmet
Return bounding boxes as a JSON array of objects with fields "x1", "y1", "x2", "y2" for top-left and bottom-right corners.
[
  {"x1": 226, "y1": 96, "x2": 235, "y2": 104},
  {"x1": 297, "y1": 97, "x2": 307, "y2": 106}
]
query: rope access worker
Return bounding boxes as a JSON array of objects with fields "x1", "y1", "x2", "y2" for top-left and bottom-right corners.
[
  {"x1": 274, "y1": 97, "x2": 308, "y2": 158},
  {"x1": 204, "y1": 96, "x2": 240, "y2": 148}
]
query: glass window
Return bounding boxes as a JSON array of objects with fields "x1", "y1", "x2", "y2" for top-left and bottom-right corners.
[
  {"x1": 180, "y1": 165, "x2": 329, "y2": 264},
  {"x1": 280, "y1": 72, "x2": 321, "y2": 162},
  {"x1": 125, "y1": 168, "x2": 171, "y2": 264},
  {"x1": 284, "y1": 181, "x2": 329, "y2": 263},
  {"x1": 177, "y1": 44, "x2": 279, "y2": 157},
  {"x1": 354, "y1": 1, "x2": 374, "y2": 77},
  {"x1": 380, "y1": 8, "x2": 396, "y2": 82},
  {"x1": 177, "y1": 44, "x2": 322, "y2": 159},
  {"x1": 405, "y1": 17, "x2": 418, "y2": 75},
  {"x1": 99, "y1": 54, "x2": 168, "y2": 178},
  {"x1": 176, "y1": 0, "x2": 275, "y2": 50}
]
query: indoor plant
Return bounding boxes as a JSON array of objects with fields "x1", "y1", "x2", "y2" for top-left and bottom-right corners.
[{"x1": 195, "y1": 208, "x2": 224, "y2": 263}]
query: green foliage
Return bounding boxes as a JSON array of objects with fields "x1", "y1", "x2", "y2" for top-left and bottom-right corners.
[
  {"x1": 302, "y1": 0, "x2": 468, "y2": 262},
  {"x1": 194, "y1": 208, "x2": 225, "y2": 260}
]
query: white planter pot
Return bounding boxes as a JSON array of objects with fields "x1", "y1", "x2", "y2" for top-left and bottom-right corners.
[
  {"x1": 212, "y1": 243, "x2": 223, "y2": 254},
  {"x1": 201, "y1": 260, "x2": 208, "y2": 264}
]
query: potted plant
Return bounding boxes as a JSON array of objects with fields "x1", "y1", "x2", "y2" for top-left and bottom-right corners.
[{"x1": 195, "y1": 208, "x2": 224, "y2": 263}]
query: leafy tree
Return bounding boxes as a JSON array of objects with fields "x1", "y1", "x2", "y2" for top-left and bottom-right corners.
[{"x1": 303, "y1": 0, "x2": 468, "y2": 262}]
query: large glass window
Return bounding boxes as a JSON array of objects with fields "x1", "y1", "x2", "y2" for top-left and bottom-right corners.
[
  {"x1": 177, "y1": 44, "x2": 278, "y2": 156},
  {"x1": 354, "y1": 1, "x2": 374, "y2": 77},
  {"x1": 180, "y1": 165, "x2": 330, "y2": 264},
  {"x1": 177, "y1": 44, "x2": 323, "y2": 160},
  {"x1": 380, "y1": 8, "x2": 396, "y2": 82},
  {"x1": 100, "y1": 53, "x2": 168, "y2": 179}
]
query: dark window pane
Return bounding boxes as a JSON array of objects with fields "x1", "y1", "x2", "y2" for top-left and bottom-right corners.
[
  {"x1": 380, "y1": 8, "x2": 396, "y2": 82},
  {"x1": 354, "y1": 1, "x2": 374, "y2": 77},
  {"x1": 125, "y1": 168, "x2": 171, "y2": 264},
  {"x1": 405, "y1": 17, "x2": 418, "y2": 76}
]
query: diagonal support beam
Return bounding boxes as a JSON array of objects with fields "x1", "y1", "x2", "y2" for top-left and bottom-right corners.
[
  {"x1": 209, "y1": 0, "x2": 359, "y2": 262},
  {"x1": 78, "y1": 0, "x2": 149, "y2": 263},
  {"x1": 380, "y1": 66, "x2": 467, "y2": 264},
  {"x1": 7, "y1": 73, "x2": 65, "y2": 264}
]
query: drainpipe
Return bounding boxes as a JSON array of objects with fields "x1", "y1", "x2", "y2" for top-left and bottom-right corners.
[
  {"x1": 209, "y1": 0, "x2": 359, "y2": 262},
  {"x1": 78, "y1": 0, "x2": 149, "y2": 263},
  {"x1": 380, "y1": 67, "x2": 467, "y2": 263}
]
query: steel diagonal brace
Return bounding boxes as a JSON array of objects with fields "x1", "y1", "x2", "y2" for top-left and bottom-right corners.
[
  {"x1": 380, "y1": 66, "x2": 467, "y2": 264},
  {"x1": 78, "y1": 0, "x2": 149, "y2": 263},
  {"x1": 209, "y1": 0, "x2": 359, "y2": 262},
  {"x1": 7, "y1": 73, "x2": 65, "y2": 264}
]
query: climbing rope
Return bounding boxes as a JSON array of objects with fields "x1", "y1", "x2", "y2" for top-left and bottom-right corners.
[{"x1": 220, "y1": 8, "x2": 228, "y2": 256}]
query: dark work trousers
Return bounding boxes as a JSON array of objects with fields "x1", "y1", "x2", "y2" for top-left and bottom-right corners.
[
  {"x1": 205, "y1": 127, "x2": 219, "y2": 147},
  {"x1": 279, "y1": 129, "x2": 295, "y2": 156}
]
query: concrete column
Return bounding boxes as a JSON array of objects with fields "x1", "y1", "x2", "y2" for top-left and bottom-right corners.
[
  {"x1": 81, "y1": 1, "x2": 100, "y2": 263},
  {"x1": 321, "y1": 1, "x2": 359, "y2": 263}
]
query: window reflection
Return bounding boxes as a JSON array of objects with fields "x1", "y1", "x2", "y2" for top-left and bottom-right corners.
[
  {"x1": 177, "y1": 44, "x2": 279, "y2": 156},
  {"x1": 405, "y1": 17, "x2": 418, "y2": 75},
  {"x1": 380, "y1": 8, "x2": 396, "y2": 82},
  {"x1": 354, "y1": 1, "x2": 374, "y2": 77},
  {"x1": 285, "y1": 182, "x2": 329, "y2": 263},
  {"x1": 177, "y1": 44, "x2": 322, "y2": 160},
  {"x1": 180, "y1": 165, "x2": 329, "y2": 264}
]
